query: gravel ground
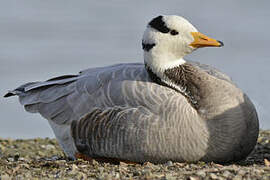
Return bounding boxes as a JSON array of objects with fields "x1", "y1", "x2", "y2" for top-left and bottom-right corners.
[{"x1": 0, "y1": 130, "x2": 270, "y2": 180}]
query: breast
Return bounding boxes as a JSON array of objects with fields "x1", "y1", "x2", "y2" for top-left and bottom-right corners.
[
  {"x1": 190, "y1": 69, "x2": 259, "y2": 162},
  {"x1": 161, "y1": 62, "x2": 259, "y2": 162}
]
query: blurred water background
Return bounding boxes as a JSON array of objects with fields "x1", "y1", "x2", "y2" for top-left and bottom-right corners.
[{"x1": 1, "y1": 0, "x2": 269, "y2": 138}]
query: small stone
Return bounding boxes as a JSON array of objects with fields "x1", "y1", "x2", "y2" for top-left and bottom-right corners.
[
  {"x1": 232, "y1": 175, "x2": 242, "y2": 180},
  {"x1": 143, "y1": 161, "x2": 158, "y2": 170},
  {"x1": 72, "y1": 164, "x2": 78, "y2": 170},
  {"x1": 114, "y1": 172, "x2": 120, "y2": 179},
  {"x1": 209, "y1": 173, "x2": 219, "y2": 179},
  {"x1": 120, "y1": 161, "x2": 128, "y2": 166},
  {"x1": 7, "y1": 157, "x2": 14, "y2": 162},
  {"x1": 196, "y1": 170, "x2": 206, "y2": 177},
  {"x1": 164, "y1": 161, "x2": 173, "y2": 166},
  {"x1": 142, "y1": 169, "x2": 152, "y2": 176},
  {"x1": 79, "y1": 165, "x2": 89, "y2": 168},
  {"x1": 68, "y1": 164, "x2": 79, "y2": 175},
  {"x1": 98, "y1": 167, "x2": 104, "y2": 173},
  {"x1": 264, "y1": 159, "x2": 270, "y2": 166},
  {"x1": 18, "y1": 157, "x2": 25, "y2": 161},
  {"x1": 92, "y1": 159, "x2": 99, "y2": 165},
  {"x1": 188, "y1": 176, "x2": 200, "y2": 180},
  {"x1": 254, "y1": 169, "x2": 264, "y2": 174},
  {"x1": 45, "y1": 144, "x2": 55, "y2": 150},
  {"x1": 143, "y1": 162, "x2": 154, "y2": 166},
  {"x1": 174, "y1": 162, "x2": 185, "y2": 167},
  {"x1": 257, "y1": 137, "x2": 264, "y2": 143},
  {"x1": 37, "y1": 151, "x2": 45, "y2": 157},
  {"x1": 237, "y1": 170, "x2": 246, "y2": 176},
  {"x1": 222, "y1": 170, "x2": 231, "y2": 178},
  {"x1": 57, "y1": 160, "x2": 67, "y2": 164}
]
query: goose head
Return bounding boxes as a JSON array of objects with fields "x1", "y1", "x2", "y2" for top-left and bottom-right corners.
[{"x1": 142, "y1": 15, "x2": 223, "y2": 75}]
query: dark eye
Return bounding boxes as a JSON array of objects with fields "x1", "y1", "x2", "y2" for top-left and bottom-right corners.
[{"x1": 170, "y1": 30, "x2": 179, "y2": 36}]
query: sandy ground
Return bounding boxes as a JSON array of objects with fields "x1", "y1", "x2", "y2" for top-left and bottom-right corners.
[{"x1": 0, "y1": 130, "x2": 270, "y2": 180}]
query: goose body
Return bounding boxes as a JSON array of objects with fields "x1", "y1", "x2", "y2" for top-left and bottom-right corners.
[{"x1": 4, "y1": 15, "x2": 259, "y2": 163}]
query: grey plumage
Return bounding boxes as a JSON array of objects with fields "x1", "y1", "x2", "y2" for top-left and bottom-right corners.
[{"x1": 4, "y1": 62, "x2": 259, "y2": 163}]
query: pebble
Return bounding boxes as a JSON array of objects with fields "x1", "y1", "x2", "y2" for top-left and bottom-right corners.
[
  {"x1": 232, "y1": 175, "x2": 242, "y2": 180},
  {"x1": 222, "y1": 170, "x2": 231, "y2": 178},
  {"x1": 45, "y1": 144, "x2": 55, "y2": 150},
  {"x1": 114, "y1": 172, "x2": 120, "y2": 179},
  {"x1": 7, "y1": 157, "x2": 14, "y2": 162},
  {"x1": 174, "y1": 162, "x2": 185, "y2": 167},
  {"x1": 209, "y1": 173, "x2": 219, "y2": 179},
  {"x1": 237, "y1": 169, "x2": 246, "y2": 176},
  {"x1": 92, "y1": 159, "x2": 99, "y2": 165},
  {"x1": 164, "y1": 161, "x2": 173, "y2": 166},
  {"x1": 41, "y1": 144, "x2": 55, "y2": 150},
  {"x1": 142, "y1": 169, "x2": 152, "y2": 176},
  {"x1": 195, "y1": 170, "x2": 205, "y2": 177},
  {"x1": 18, "y1": 157, "x2": 25, "y2": 161},
  {"x1": 119, "y1": 161, "x2": 128, "y2": 166},
  {"x1": 71, "y1": 164, "x2": 78, "y2": 170},
  {"x1": 98, "y1": 167, "x2": 104, "y2": 173},
  {"x1": 188, "y1": 176, "x2": 200, "y2": 180}
]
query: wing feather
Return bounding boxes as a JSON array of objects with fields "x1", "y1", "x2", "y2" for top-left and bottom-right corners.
[{"x1": 71, "y1": 107, "x2": 155, "y2": 162}]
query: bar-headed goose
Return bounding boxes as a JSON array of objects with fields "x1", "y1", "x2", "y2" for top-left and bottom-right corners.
[{"x1": 4, "y1": 15, "x2": 259, "y2": 163}]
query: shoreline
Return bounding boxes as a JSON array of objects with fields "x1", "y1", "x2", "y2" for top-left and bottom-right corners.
[{"x1": 1, "y1": 130, "x2": 270, "y2": 179}]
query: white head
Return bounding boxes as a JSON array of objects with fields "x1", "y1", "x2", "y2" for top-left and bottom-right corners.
[{"x1": 143, "y1": 15, "x2": 223, "y2": 76}]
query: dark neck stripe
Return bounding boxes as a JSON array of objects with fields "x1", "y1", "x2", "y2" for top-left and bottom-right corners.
[
  {"x1": 145, "y1": 63, "x2": 201, "y2": 109},
  {"x1": 142, "y1": 42, "x2": 156, "y2": 51},
  {"x1": 145, "y1": 65, "x2": 182, "y2": 95},
  {"x1": 149, "y1": 16, "x2": 170, "y2": 33},
  {"x1": 164, "y1": 64, "x2": 200, "y2": 108},
  {"x1": 145, "y1": 65, "x2": 163, "y2": 85}
]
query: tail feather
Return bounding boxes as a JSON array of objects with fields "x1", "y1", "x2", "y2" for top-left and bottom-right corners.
[
  {"x1": 4, "y1": 75, "x2": 79, "y2": 99},
  {"x1": 24, "y1": 93, "x2": 78, "y2": 124},
  {"x1": 4, "y1": 74, "x2": 82, "y2": 125},
  {"x1": 4, "y1": 73, "x2": 101, "y2": 126},
  {"x1": 24, "y1": 76, "x2": 78, "y2": 92},
  {"x1": 4, "y1": 82, "x2": 37, "y2": 97},
  {"x1": 4, "y1": 91, "x2": 19, "y2": 97},
  {"x1": 19, "y1": 83, "x2": 75, "y2": 105}
]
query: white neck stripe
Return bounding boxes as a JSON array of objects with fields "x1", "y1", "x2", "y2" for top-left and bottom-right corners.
[{"x1": 160, "y1": 58, "x2": 186, "y2": 70}]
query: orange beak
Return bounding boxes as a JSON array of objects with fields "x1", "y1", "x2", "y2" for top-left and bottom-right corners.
[{"x1": 189, "y1": 32, "x2": 224, "y2": 48}]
